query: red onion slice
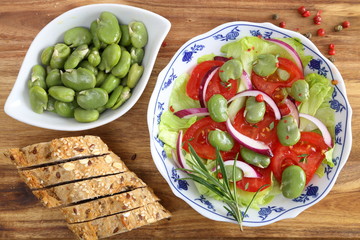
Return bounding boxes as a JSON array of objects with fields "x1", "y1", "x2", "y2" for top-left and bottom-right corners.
[
  {"x1": 174, "y1": 108, "x2": 209, "y2": 119},
  {"x1": 282, "y1": 98, "x2": 300, "y2": 126},
  {"x1": 199, "y1": 66, "x2": 220, "y2": 108},
  {"x1": 299, "y1": 113, "x2": 333, "y2": 148},
  {"x1": 176, "y1": 130, "x2": 192, "y2": 171},
  {"x1": 228, "y1": 90, "x2": 281, "y2": 120},
  {"x1": 226, "y1": 118, "x2": 273, "y2": 157},
  {"x1": 214, "y1": 56, "x2": 230, "y2": 62},
  {"x1": 241, "y1": 70, "x2": 252, "y2": 90},
  {"x1": 267, "y1": 39, "x2": 303, "y2": 72},
  {"x1": 171, "y1": 149, "x2": 182, "y2": 169},
  {"x1": 211, "y1": 160, "x2": 261, "y2": 178}
]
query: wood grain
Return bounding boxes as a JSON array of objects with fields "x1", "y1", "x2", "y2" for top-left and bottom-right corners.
[{"x1": 0, "y1": 0, "x2": 359, "y2": 239}]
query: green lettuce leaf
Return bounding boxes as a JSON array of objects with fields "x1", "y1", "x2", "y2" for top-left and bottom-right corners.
[
  {"x1": 197, "y1": 53, "x2": 215, "y2": 64},
  {"x1": 169, "y1": 73, "x2": 200, "y2": 111},
  {"x1": 278, "y1": 37, "x2": 313, "y2": 67}
]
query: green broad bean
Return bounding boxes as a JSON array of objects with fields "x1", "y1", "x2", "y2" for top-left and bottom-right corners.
[
  {"x1": 219, "y1": 59, "x2": 242, "y2": 82},
  {"x1": 78, "y1": 60, "x2": 98, "y2": 76},
  {"x1": 64, "y1": 27, "x2": 92, "y2": 47},
  {"x1": 50, "y1": 43, "x2": 71, "y2": 69},
  {"x1": 97, "y1": 105, "x2": 107, "y2": 114},
  {"x1": 121, "y1": 75, "x2": 128, "y2": 86},
  {"x1": 119, "y1": 24, "x2": 131, "y2": 46},
  {"x1": 130, "y1": 47, "x2": 144, "y2": 65},
  {"x1": 46, "y1": 96, "x2": 56, "y2": 112},
  {"x1": 105, "y1": 85, "x2": 123, "y2": 108},
  {"x1": 98, "y1": 44, "x2": 121, "y2": 73},
  {"x1": 95, "y1": 71, "x2": 107, "y2": 87},
  {"x1": 46, "y1": 66, "x2": 53, "y2": 75},
  {"x1": 64, "y1": 44, "x2": 89, "y2": 70},
  {"x1": 253, "y1": 54, "x2": 278, "y2": 77},
  {"x1": 240, "y1": 147, "x2": 270, "y2": 168},
  {"x1": 126, "y1": 63, "x2": 144, "y2": 88},
  {"x1": 48, "y1": 86, "x2": 75, "y2": 103},
  {"x1": 112, "y1": 86, "x2": 131, "y2": 109},
  {"x1": 277, "y1": 115, "x2": 300, "y2": 146},
  {"x1": 223, "y1": 165, "x2": 243, "y2": 182},
  {"x1": 277, "y1": 68, "x2": 290, "y2": 81},
  {"x1": 54, "y1": 101, "x2": 77, "y2": 118},
  {"x1": 87, "y1": 48, "x2": 101, "y2": 67},
  {"x1": 290, "y1": 80, "x2": 309, "y2": 102},
  {"x1": 97, "y1": 12, "x2": 121, "y2": 44},
  {"x1": 74, "y1": 108, "x2": 99, "y2": 123},
  {"x1": 28, "y1": 65, "x2": 47, "y2": 89},
  {"x1": 245, "y1": 96, "x2": 265, "y2": 124},
  {"x1": 41, "y1": 46, "x2": 54, "y2": 65},
  {"x1": 207, "y1": 94, "x2": 228, "y2": 122},
  {"x1": 76, "y1": 88, "x2": 109, "y2": 110},
  {"x1": 45, "y1": 69, "x2": 62, "y2": 87},
  {"x1": 29, "y1": 86, "x2": 48, "y2": 114},
  {"x1": 281, "y1": 165, "x2": 306, "y2": 199},
  {"x1": 61, "y1": 68, "x2": 96, "y2": 91},
  {"x1": 208, "y1": 129, "x2": 234, "y2": 151},
  {"x1": 90, "y1": 20, "x2": 101, "y2": 49},
  {"x1": 100, "y1": 74, "x2": 120, "y2": 93},
  {"x1": 111, "y1": 49, "x2": 131, "y2": 78},
  {"x1": 129, "y1": 21, "x2": 148, "y2": 48}
]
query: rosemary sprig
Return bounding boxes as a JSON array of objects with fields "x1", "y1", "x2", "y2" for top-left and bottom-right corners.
[{"x1": 180, "y1": 144, "x2": 268, "y2": 230}]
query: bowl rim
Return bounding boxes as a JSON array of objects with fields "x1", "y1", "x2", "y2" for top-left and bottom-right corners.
[
  {"x1": 4, "y1": 3, "x2": 171, "y2": 131},
  {"x1": 147, "y1": 21, "x2": 352, "y2": 226}
]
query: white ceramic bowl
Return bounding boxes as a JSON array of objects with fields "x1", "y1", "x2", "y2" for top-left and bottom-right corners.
[
  {"x1": 148, "y1": 22, "x2": 352, "y2": 226},
  {"x1": 5, "y1": 4, "x2": 171, "y2": 131}
]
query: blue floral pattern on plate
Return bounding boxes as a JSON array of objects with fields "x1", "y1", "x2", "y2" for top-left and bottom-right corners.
[{"x1": 149, "y1": 22, "x2": 352, "y2": 227}]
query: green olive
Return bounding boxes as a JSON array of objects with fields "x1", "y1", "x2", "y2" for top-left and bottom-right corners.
[
  {"x1": 290, "y1": 80, "x2": 310, "y2": 102},
  {"x1": 208, "y1": 129, "x2": 234, "y2": 151},
  {"x1": 240, "y1": 147, "x2": 270, "y2": 168},
  {"x1": 245, "y1": 96, "x2": 265, "y2": 124},
  {"x1": 219, "y1": 59, "x2": 242, "y2": 82},
  {"x1": 281, "y1": 165, "x2": 306, "y2": 199},
  {"x1": 253, "y1": 54, "x2": 278, "y2": 77},
  {"x1": 207, "y1": 94, "x2": 228, "y2": 122},
  {"x1": 277, "y1": 115, "x2": 300, "y2": 146}
]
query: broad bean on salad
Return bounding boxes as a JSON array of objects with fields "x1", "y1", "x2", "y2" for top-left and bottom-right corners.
[{"x1": 158, "y1": 36, "x2": 335, "y2": 209}]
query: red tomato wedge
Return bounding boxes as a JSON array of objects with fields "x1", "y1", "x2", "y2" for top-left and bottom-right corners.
[
  {"x1": 270, "y1": 132, "x2": 329, "y2": 184},
  {"x1": 251, "y1": 57, "x2": 304, "y2": 102},
  {"x1": 186, "y1": 60, "x2": 238, "y2": 101},
  {"x1": 182, "y1": 117, "x2": 240, "y2": 160},
  {"x1": 236, "y1": 166, "x2": 272, "y2": 192}
]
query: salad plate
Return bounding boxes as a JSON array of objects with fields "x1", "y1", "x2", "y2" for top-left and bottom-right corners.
[{"x1": 147, "y1": 21, "x2": 352, "y2": 226}]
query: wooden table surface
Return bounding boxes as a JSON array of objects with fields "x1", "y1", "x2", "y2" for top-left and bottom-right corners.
[{"x1": 0, "y1": 0, "x2": 359, "y2": 239}]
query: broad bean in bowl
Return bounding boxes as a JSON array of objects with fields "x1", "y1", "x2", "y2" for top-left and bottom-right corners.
[{"x1": 5, "y1": 4, "x2": 171, "y2": 131}]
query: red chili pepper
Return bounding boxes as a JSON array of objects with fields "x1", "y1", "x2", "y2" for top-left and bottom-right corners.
[
  {"x1": 342, "y1": 20, "x2": 350, "y2": 28},
  {"x1": 317, "y1": 28, "x2": 325, "y2": 36},
  {"x1": 255, "y1": 94, "x2": 264, "y2": 102},
  {"x1": 302, "y1": 10, "x2": 311, "y2": 17},
  {"x1": 298, "y1": 6, "x2": 306, "y2": 14},
  {"x1": 169, "y1": 105, "x2": 175, "y2": 112},
  {"x1": 161, "y1": 41, "x2": 167, "y2": 47},
  {"x1": 329, "y1": 43, "x2": 335, "y2": 50},
  {"x1": 217, "y1": 172, "x2": 223, "y2": 179},
  {"x1": 279, "y1": 21, "x2": 286, "y2": 28},
  {"x1": 328, "y1": 49, "x2": 336, "y2": 55}
]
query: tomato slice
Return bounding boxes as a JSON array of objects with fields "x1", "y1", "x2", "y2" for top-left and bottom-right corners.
[
  {"x1": 186, "y1": 60, "x2": 238, "y2": 102},
  {"x1": 236, "y1": 166, "x2": 272, "y2": 192},
  {"x1": 270, "y1": 132, "x2": 329, "y2": 184},
  {"x1": 186, "y1": 60, "x2": 224, "y2": 100},
  {"x1": 251, "y1": 57, "x2": 304, "y2": 102},
  {"x1": 182, "y1": 117, "x2": 240, "y2": 160},
  {"x1": 233, "y1": 107, "x2": 279, "y2": 151},
  {"x1": 205, "y1": 69, "x2": 238, "y2": 102}
]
